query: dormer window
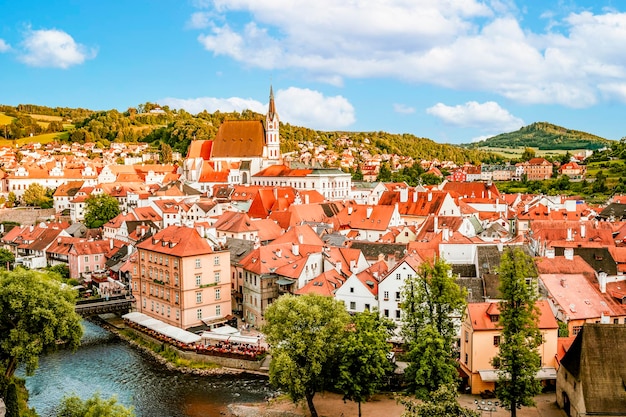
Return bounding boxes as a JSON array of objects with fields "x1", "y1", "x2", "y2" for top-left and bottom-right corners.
[{"x1": 490, "y1": 314, "x2": 499, "y2": 322}]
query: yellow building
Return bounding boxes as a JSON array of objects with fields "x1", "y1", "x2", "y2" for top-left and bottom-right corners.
[{"x1": 459, "y1": 300, "x2": 559, "y2": 394}]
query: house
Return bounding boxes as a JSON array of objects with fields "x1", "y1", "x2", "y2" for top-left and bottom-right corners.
[
  {"x1": 459, "y1": 300, "x2": 559, "y2": 394},
  {"x1": 556, "y1": 324, "x2": 626, "y2": 417},
  {"x1": 519, "y1": 158, "x2": 553, "y2": 181},
  {"x1": 335, "y1": 203, "x2": 403, "y2": 242},
  {"x1": 559, "y1": 161, "x2": 585, "y2": 181},
  {"x1": 133, "y1": 225, "x2": 231, "y2": 331},
  {"x1": 377, "y1": 253, "x2": 424, "y2": 324},
  {"x1": 334, "y1": 260, "x2": 388, "y2": 313}
]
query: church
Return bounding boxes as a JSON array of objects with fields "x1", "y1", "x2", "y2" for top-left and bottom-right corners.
[{"x1": 184, "y1": 86, "x2": 282, "y2": 193}]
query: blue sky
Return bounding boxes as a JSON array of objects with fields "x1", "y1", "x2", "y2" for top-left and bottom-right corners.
[{"x1": 1, "y1": 0, "x2": 625, "y2": 144}]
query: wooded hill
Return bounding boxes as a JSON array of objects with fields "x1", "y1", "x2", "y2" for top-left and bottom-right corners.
[
  {"x1": 466, "y1": 122, "x2": 614, "y2": 151},
  {"x1": 0, "y1": 103, "x2": 499, "y2": 164}
]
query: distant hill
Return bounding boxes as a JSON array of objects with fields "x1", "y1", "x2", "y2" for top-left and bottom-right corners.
[
  {"x1": 1, "y1": 103, "x2": 500, "y2": 165},
  {"x1": 465, "y1": 122, "x2": 615, "y2": 151}
]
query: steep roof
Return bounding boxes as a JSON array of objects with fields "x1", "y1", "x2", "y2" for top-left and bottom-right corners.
[
  {"x1": 212, "y1": 120, "x2": 265, "y2": 158},
  {"x1": 136, "y1": 225, "x2": 213, "y2": 257},
  {"x1": 467, "y1": 300, "x2": 557, "y2": 331},
  {"x1": 559, "y1": 324, "x2": 626, "y2": 414}
]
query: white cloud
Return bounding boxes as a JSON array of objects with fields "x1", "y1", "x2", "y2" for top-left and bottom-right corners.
[
  {"x1": 19, "y1": 28, "x2": 95, "y2": 69},
  {"x1": 393, "y1": 103, "x2": 415, "y2": 114},
  {"x1": 0, "y1": 39, "x2": 10, "y2": 52},
  {"x1": 276, "y1": 87, "x2": 355, "y2": 130},
  {"x1": 161, "y1": 87, "x2": 356, "y2": 131},
  {"x1": 426, "y1": 101, "x2": 524, "y2": 132},
  {"x1": 160, "y1": 96, "x2": 266, "y2": 115},
  {"x1": 190, "y1": 2, "x2": 626, "y2": 107},
  {"x1": 187, "y1": 12, "x2": 212, "y2": 29}
]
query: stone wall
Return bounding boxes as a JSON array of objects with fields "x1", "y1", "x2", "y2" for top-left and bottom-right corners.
[{"x1": 0, "y1": 208, "x2": 56, "y2": 226}]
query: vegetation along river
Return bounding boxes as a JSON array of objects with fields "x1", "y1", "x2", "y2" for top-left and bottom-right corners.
[{"x1": 18, "y1": 320, "x2": 275, "y2": 417}]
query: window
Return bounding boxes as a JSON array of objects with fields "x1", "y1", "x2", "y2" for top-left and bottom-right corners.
[
  {"x1": 364, "y1": 304, "x2": 370, "y2": 311},
  {"x1": 464, "y1": 353, "x2": 468, "y2": 364},
  {"x1": 151, "y1": 301, "x2": 154, "y2": 311},
  {"x1": 174, "y1": 274, "x2": 179, "y2": 286},
  {"x1": 349, "y1": 301, "x2": 356, "y2": 310},
  {"x1": 196, "y1": 275, "x2": 201, "y2": 286},
  {"x1": 176, "y1": 310, "x2": 180, "y2": 320},
  {"x1": 214, "y1": 256, "x2": 220, "y2": 266},
  {"x1": 84, "y1": 265, "x2": 90, "y2": 272},
  {"x1": 490, "y1": 314, "x2": 499, "y2": 322},
  {"x1": 195, "y1": 258, "x2": 201, "y2": 268},
  {"x1": 95, "y1": 255, "x2": 99, "y2": 262},
  {"x1": 175, "y1": 293, "x2": 179, "y2": 304},
  {"x1": 395, "y1": 291, "x2": 401, "y2": 301},
  {"x1": 196, "y1": 292, "x2": 202, "y2": 303},
  {"x1": 572, "y1": 325, "x2": 583, "y2": 335},
  {"x1": 84, "y1": 256, "x2": 89, "y2": 263},
  {"x1": 149, "y1": 254, "x2": 153, "y2": 262},
  {"x1": 383, "y1": 291, "x2": 389, "y2": 300},
  {"x1": 165, "y1": 257, "x2": 169, "y2": 266},
  {"x1": 141, "y1": 252, "x2": 145, "y2": 260},
  {"x1": 350, "y1": 287, "x2": 354, "y2": 293},
  {"x1": 396, "y1": 273, "x2": 401, "y2": 280},
  {"x1": 493, "y1": 336, "x2": 501, "y2": 346},
  {"x1": 215, "y1": 288, "x2": 221, "y2": 300},
  {"x1": 216, "y1": 305, "x2": 221, "y2": 316},
  {"x1": 196, "y1": 308, "x2": 202, "y2": 319},
  {"x1": 142, "y1": 298, "x2": 146, "y2": 308},
  {"x1": 395, "y1": 310, "x2": 401, "y2": 319},
  {"x1": 167, "y1": 307, "x2": 170, "y2": 317},
  {"x1": 464, "y1": 331, "x2": 468, "y2": 342},
  {"x1": 384, "y1": 309, "x2": 389, "y2": 317},
  {"x1": 174, "y1": 259, "x2": 179, "y2": 268},
  {"x1": 214, "y1": 271, "x2": 220, "y2": 283}
]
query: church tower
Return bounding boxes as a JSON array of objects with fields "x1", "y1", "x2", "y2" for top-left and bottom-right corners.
[{"x1": 265, "y1": 85, "x2": 280, "y2": 162}]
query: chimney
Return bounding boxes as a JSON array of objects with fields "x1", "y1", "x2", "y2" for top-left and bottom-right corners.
[
  {"x1": 580, "y1": 223, "x2": 586, "y2": 239},
  {"x1": 304, "y1": 194, "x2": 309, "y2": 205},
  {"x1": 564, "y1": 247, "x2": 574, "y2": 260},
  {"x1": 488, "y1": 190, "x2": 491, "y2": 199},
  {"x1": 433, "y1": 216, "x2": 439, "y2": 233},
  {"x1": 598, "y1": 271, "x2": 608, "y2": 293},
  {"x1": 350, "y1": 259, "x2": 357, "y2": 273},
  {"x1": 412, "y1": 190, "x2": 418, "y2": 203},
  {"x1": 348, "y1": 206, "x2": 353, "y2": 215},
  {"x1": 377, "y1": 253, "x2": 385, "y2": 262},
  {"x1": 292, "y1": 243, "x2": 300, "y2": 256},
  {"x1": 276, "y1": 248, "x2": 282, "y2": 258},
  {"x1": 373, "y1": 271, "x2": 379, "y2": 280},
  {"x1": 428, "y1": 192, "x2": 432, "y2": 202},
  {"x1": 524, "y1": 204, "x2": 529, "y2": 213},
  {"x1": 335, "y1": 261, "x2": 342, "y2": 273},
  {"x1": 366, "y1": 206, "x2": 373, "y2": 219},
  {"x1": 387, "y1": 254, "x2": 396, "y2": 269},
  {"x1": 567, "y1": 228, "x2": 573, "y2": 241},
  {"x1": 298, "y1": 234, "x2": 304, "y2": 244},
  {"x1": 110, "y1": 239, "x2": 114, "y2": 250},
  {"x1": 399, "y1": 188, "x2": 408, "y2": 203},
  {"x1": 442, "y1": 227, "x2": 449, "y2": 241},
  {"x1": 546, "y1": 248, "x2": 555, "y2": 259}
]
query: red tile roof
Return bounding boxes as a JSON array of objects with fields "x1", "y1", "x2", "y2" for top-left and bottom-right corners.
[
  {"x1": 467, "y1": 300, "x2": 557, "y2": 331},
  {"x1": 136, "y1": 225, "x2": 213, "y2": 257}
]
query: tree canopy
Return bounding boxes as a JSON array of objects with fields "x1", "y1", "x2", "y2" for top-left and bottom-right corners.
[
  {"x1": 84, "y1": 194, "x2": 120, "y2": 229},
  {"x1": 401, "y1": 258, "x2": 466, "y2": 398},
  {"x1": 493, "y1": 248, "x2": 542, "y2": 417},
  {"x1": 57, "y1": 393, "x2": 135, "y2": 417},
  {"x1": 398, "y1": 383, "x2": 479, "y2": 417},
  {"x1": 21, "y1": 183, "x2": 52, "y2": 208},
  {"x1": 263, "y1": 294, "x2": 351, "y2": 417},
  {"x1": 0, "y1": 268, "x2": 83, "y2": 378},
  {"x1": 336, "y1": 310, "x2": 395, "y2": 417}
]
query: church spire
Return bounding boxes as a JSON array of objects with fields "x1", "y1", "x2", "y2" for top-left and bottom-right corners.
[{"x1": 268, "y1": 85, "x2": 276, "y2": 121}]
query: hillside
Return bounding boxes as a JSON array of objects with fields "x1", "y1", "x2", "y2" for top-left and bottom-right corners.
[
  {"x1": 466, "y1": 122, "x2": 614, "y2": 151},
  {"x1": 1, "y1": 103, "x2": 499, "y2": 165}
]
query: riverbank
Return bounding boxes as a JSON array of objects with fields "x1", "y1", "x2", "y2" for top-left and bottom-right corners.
[{"x1": 93, "y1": 315, "x2": 268, "y2": 377}]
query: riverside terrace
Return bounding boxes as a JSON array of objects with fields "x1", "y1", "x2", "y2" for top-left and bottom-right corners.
[{"x1": 122, "y1": 312, "x2": 268, "y2": 361}]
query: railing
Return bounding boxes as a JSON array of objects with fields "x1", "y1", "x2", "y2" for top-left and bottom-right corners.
[{"x1": 75, "y1": 295, "x2": 134, "y2": 316}]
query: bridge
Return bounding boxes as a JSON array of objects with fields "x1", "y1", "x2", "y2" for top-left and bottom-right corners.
[{"x1": 75, "y1": 295, "x2": 135, "y2": 317}]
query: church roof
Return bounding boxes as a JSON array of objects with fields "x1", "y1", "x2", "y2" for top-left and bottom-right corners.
[{"x1": 212, "y1": 120, "x2": 266, "y2": 158}]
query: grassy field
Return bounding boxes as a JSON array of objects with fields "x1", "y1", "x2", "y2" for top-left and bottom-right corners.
[
  {"x1": 0, "y1": 112, "x2": 14, "y2": 125},
  {"x1": 29, "y1": 114, "x2": 64, "y2": 121},
  {"x1": 480, "y1": 146, "x2": 589, "y2": 159},
  {"x1": 0, "y1": 131, "x2": 69, "y2": 147}
]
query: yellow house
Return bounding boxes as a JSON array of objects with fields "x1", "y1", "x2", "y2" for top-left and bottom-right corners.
[{"x1": 459, "y1": 300, "x2": 559, "y2": 394}]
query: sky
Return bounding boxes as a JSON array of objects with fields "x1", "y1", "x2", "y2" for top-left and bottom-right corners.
[{"x1": 1, "y1": 0, "x2": 625, "y2": 145}]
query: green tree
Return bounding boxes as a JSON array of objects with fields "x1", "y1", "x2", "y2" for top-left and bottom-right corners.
[
  {"x1": 0, "y1": 248, "x2": 15, "y2": 270},
  {"x1": 520, "y1": 147, "x2": 536, "y2": 162},
  {"x1": 160, "y1": 142, "x2": 173, "y2": 164},
  {"x1": 398, "y1": 383, "x2": 479, "y2": 417},
  {"x1": 377, "y1": 162, "x2": 392, "y2": 182},
  {"x1": 401, "y1": 258, "x2": 467, "y2": 398},
  {"x1": 336, "y1": 310, "x2": 395, "y2": 417},
  {"x1": 6, "y1": 192, "x2": 16, "y2": 208},
  {"x1": 4, "y1": 382, "x2": 19, "y2": 417},
  {"x1": 263, "y1": 294, "x2": 351, "y2": 417},
  {"x1": 57, "y1": 393, "x2": 135, "y2": 417},
  {"x1": 492, "y1": 248, "x2": 542, "y2": 417},
  {"x1": 84, "y1": 194, "x2": 120, "y2": 228},
  {"x1": 0, "y1": 268, "x2": 83, "y2": 378},
  {"x1": 22, "y1": 183, "x2": 52, "y2": 207}
]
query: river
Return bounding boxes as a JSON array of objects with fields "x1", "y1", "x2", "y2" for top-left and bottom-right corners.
[{"x1": 18, "y1": 320, "x2": 275, "y2": 417}]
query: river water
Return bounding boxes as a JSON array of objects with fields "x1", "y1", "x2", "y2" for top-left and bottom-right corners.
[{"x1": 19, "y1": 320, "x2": 275, "y2": 417}]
